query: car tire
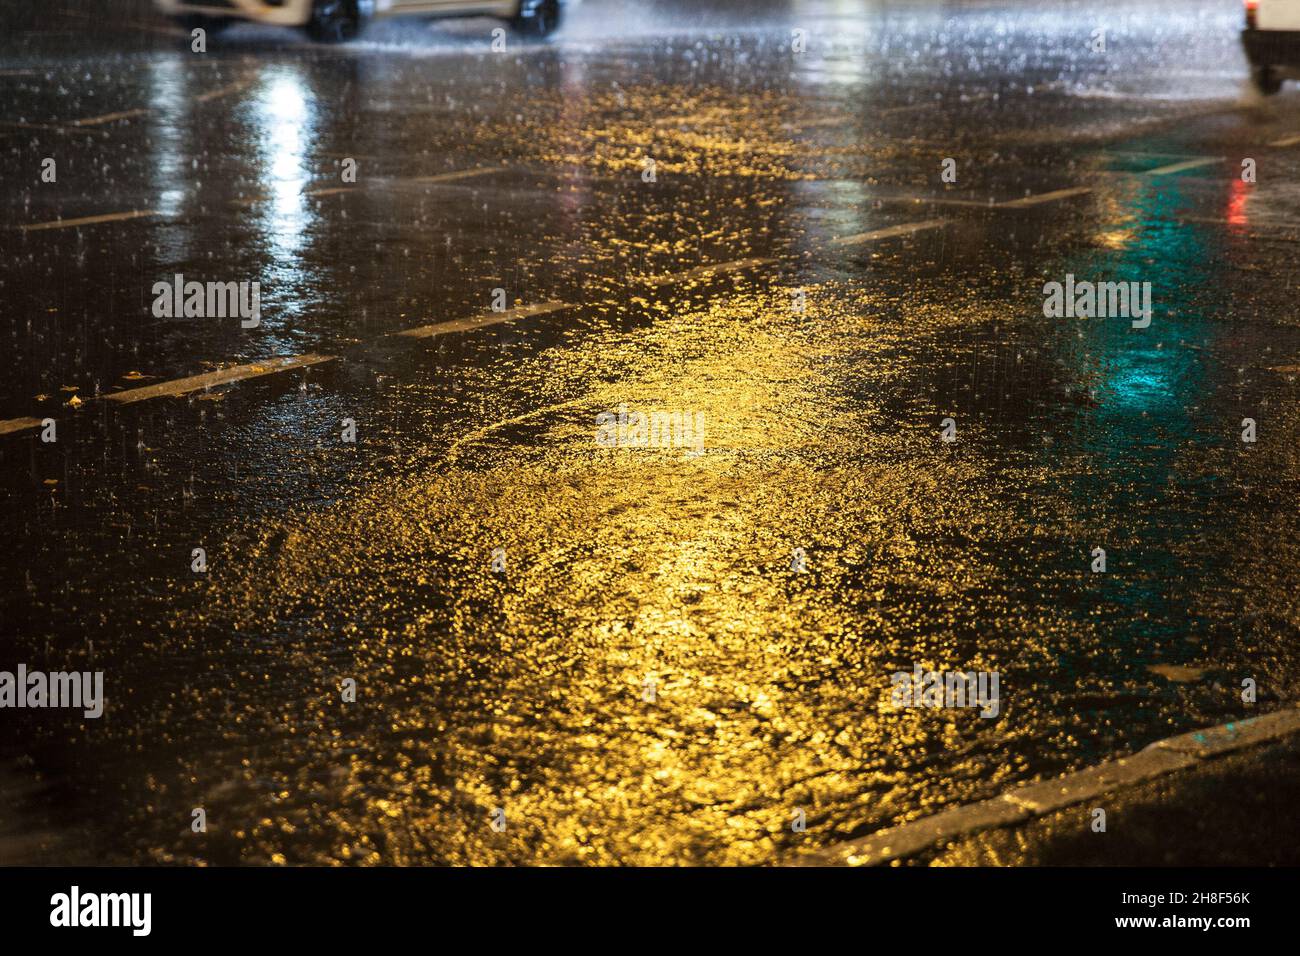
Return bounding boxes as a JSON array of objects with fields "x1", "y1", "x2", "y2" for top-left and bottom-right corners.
[
  {"x1": 307, "y1": 0, "x2": 370, "y2": 43},
  {"x1": 513, "y1": 0, "x2": 562, "y2": 38},
  {"x1": 1251, "y1": 65, "x2": 1283, "y2": 96}
]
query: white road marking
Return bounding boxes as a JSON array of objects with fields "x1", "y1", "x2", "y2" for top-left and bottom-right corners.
[
  {"x1": 0, "y1": 417, "x2": 45, "y2": 437},
  {"x1": 874, "y1": 194, "x2": 998, "y2": 208},
  {"x1": 875, "y1": 171, "x2": 1203, "y2": 212},
  {"x1": 19, "y1": 209, "x2": 161, "y2": 232},
  {"x1": 829, "y1": 219, "x2": 948, "y2": 245},
  {"x1": 800, "y1": 706, "x2": 1300, "y2": 866},
  {"x1": 996, "y1": 186, "x2": 1094, "y2": 208},
  {"x1": 55, "y1": 73, "x2": 253, "y2": 129},
  {"x1": 1142, "y1": 156, "x2": 1221, "y2": 176},
  {"x1": 304, "y1": 186, "x2": 357, "y2": 198},
  {"x1": 823, "y1": 183, "x2": 1091, "y2": 210},
  {"x1": 0, "y1": 120, "x2": 101, "y2": 135},
  {"x1": 103, "y1": 355, "x2": 336, "y2": 404},
  {"x1": 193, "y1": 76, "x2": 255, "y2": 104},
  {"x1": 929, "y1": 197, "x2": 1001, "y2": 208},
  {"x1": 2, "y1": 142, "x2": 1220, "y2": 434},
  {"x1": 66, "y1": 108, "x2": 151, "y2": 128},
  {"x1": 398, "y1": 167, "x2": 508, "y2": 185},
  {"x1": 393, "y1": 300, "x2": 571, "y2": 339},
  {"x1": 231, "y1": 167, "x2": 504, "y2": 207}
]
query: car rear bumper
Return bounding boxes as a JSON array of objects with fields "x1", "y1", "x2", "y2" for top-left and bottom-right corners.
[
  {"x1": 155, "y1": 0, "x2": 575, "y2": 29},
  {"x1": 155, "y1": 0, "x2": 313, "y2": 27},
  {"x1": 1242, "y1": 28, "x2": 1300, "y2": 67}
]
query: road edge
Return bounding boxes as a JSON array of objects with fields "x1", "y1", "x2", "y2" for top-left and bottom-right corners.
[{"x1": 794, "y1": 705, "x2": 1300, "y2": 866}]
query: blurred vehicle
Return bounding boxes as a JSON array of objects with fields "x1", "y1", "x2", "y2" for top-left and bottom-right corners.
[
  {"x1": 154, "y1": 0, "x2": 564, "y2": 42},
  {"x1": 1243, "y1": 0, "x2": 1300, "y2": 93}
]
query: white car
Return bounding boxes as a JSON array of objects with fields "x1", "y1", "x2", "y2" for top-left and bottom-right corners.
[
  {"x1": 1243, "y1": 0, "x2": 1300, "y2": 93},
  {"x1": 154, "y1": 0, "x2": 564, "y2": 42}
]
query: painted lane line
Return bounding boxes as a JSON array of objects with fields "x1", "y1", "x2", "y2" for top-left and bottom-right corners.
[
  {"x1": 193, "y1": 76, "x2": 256, "y2": 104},
  {"x1": 829, "y1": 219, "x2": 949, "y2": 246},
  {"x1": 4, "y1": 301, "x2": 563, "y2": 427},
  {"x1": 646, "y1": 223, "x2": 949, "y2": 285},
  {"x1": 912, "y1": 196, "x2": 1002, "y2": 208},
  {"x1": 0, "y1": 417, "x2": 45, "y2": 437},
  {"x1": 58, "y1": 74, "x2": 253, "y2": 129},
  {"x1": 797, "y1": 706, "x2": 1300, "y2": 866},
  {"x1": 1, "y1": 356, "x2": 336, "y2": 431},
  {"x1": 826, "y1": 185, "x2": 1091, "y2": 210},
  {"x1": 304, "y1": 186, "x2": 357, "y2": 198},
  {"x1": 398, "y1": 166, "x2": 508, "y2": 185},
  {"x1": 1141, "y1": 156, "x2": 1222, "y2": 176},
  {"x1": 0, "y1": 121, "x2": 62, "y2": 132},
  {"x1": 1268, "y1": 133, "x2": 1300, "y2": 147},
  {"x1": 0, "y1": 120, "x2": 103, "y2": 135},
  {"x1": 102, "y1": 354, "x2": 336, "y2": 405},
  {"x1": 18, "y1": 209, "x2": 162, "y2": 232},
  {"x1": 393, "y1": 300, "x2": 571, "y2": 339},
  {"x1": 231, "y1": 167, "x2": 504, "y2": 208},
  {"x1": 996, "y1": 186, "x2": 1093, "y2": 209},
  {"x1": 643, "y1": 257, "x2": 776, "y2": 287},
  {"x1": 66, "y1": 108, "x2": 151, "y2": 128},
  {"x1": 864, "y1": 195, "x2": 991, "y2": 208}
]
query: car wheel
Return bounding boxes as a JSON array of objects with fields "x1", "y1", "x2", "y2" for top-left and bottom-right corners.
[
  {"x1": 307, "y1": 0, "x2": 369, "y2": 43},
  {"x1": 1251, "y1": 66, "x2": 1283, "y2": 96},
  {"x1": 513, "y1": 0, "x2": 562, "y2": 38}
]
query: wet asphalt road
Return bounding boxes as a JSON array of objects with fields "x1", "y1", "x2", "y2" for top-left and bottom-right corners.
[{"x1": 2, "y1": 0, "x2": 1300, "y2": 865}]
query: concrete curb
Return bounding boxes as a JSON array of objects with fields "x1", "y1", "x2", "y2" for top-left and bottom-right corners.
[{"x1": 794, "y1": 706, "x2": 1300, "y2": 867}]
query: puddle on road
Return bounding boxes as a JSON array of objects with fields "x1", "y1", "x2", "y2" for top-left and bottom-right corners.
[{"x1": 5, "y1": 268, "x2": 1294, "y2": 865}]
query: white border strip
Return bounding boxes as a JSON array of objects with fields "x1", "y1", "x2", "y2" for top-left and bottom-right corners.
[{"x1": 797, "y1": 706, "x2": 1300, "y2": 866}]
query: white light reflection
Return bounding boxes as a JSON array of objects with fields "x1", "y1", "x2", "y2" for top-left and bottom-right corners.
[
  {"x1": 146, "y1": 57, "x2": 191, "y2": 258},
  {"x1": 251, "y1": 69, "x2": 316, "y2": 313},
  {"x1": 788, "y1": 3, "x2": 878, "y2": 252}
]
